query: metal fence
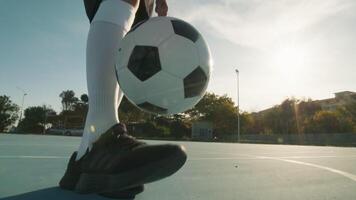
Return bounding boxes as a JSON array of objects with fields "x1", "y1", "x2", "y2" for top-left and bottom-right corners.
[{"x1": 240, "y1": 133, "x2": 356, "y2": 147}]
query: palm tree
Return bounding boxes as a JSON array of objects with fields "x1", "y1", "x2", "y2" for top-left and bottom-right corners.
[{"x1": 59, "y1": 90, "x2": 78, "y2": 111}]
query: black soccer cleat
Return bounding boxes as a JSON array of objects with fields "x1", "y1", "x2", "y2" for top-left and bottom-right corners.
[
  {"x1": 74, "y1": 123, "x2": 187, "y2": 194},
  {"x1": 59, "y1": 152, "x2": 81, "y2": 190},
  {"x1": 61, "y1": 123, "x2": 187, "y2": 197},
  {"x1": 59, "y1": 151, "x2": 144, "y2": 199}
]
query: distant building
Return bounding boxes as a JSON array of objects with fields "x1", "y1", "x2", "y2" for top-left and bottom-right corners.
[
  {"x1": 191, "y1": 121, "x2": 213, "y2": 141},
  {"x1": 315, "y1": 91, "x2": 356, "y2": 111}
]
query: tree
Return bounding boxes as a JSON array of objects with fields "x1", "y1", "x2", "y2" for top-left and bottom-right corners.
[
  {"x1": 337, "y1": 94, "x2": 356, "y2": 129},
  {"x1": 80, "y1": 94, "x2": 89, "y2": 103},
  {"x1": 170, "y1": 114, "x2": 191, "y2": 139},
  {"x1": 154, "y1": 114, "x2": 191, "y2": 139},
  {"x1": 59, "y1": 90, "x2": 78, "y2": 111},
  {"x1": 17, "y1": 105, "x2": 56, "y2": 133},
  {"x1": 297, "y1": 99, "x2": 322, "y2": 118},
  {"x1": 186, "y1": 93, "x2": 238, "y2": 136},
  {"x1": 304, "y1": 110, "x2": 353, "y2": 133},
  {"x1": 72, "y1": 93, "x2": 89, "y2": 118},
  {"x1": 277, "y1": 98, "x2": 299, "y2": 134},
  {"x1": 118, "y1": 96, "x2": 150, "y2": 124},
  {"x1": 240, "y1": 112, "x2": 255, "y2": 134},
  {"x1": 56, "y1": 93, "x2": 89, "y2": 129},
  {"x1": 343, "y1": 97, "x2": 356, "y2": 132},
  {"x1": 0, "y1": 95, "x2": 19, "y2": 132}
]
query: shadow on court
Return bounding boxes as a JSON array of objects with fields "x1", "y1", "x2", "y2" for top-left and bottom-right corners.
[{"x1": 0, "y1": 187, "x2": 133, "y2": 200}]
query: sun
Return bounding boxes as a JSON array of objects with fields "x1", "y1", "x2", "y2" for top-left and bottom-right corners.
[
  {"x1": 271, "y1": 45, "x2": 306, "y2": 74},
  {"x1": 268, "y1": 44, "x2": 310, "y2": 86}
]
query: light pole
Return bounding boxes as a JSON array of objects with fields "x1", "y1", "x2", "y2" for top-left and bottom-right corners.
[
  {"x1": 43, "y1": 105, "x2": 48, "y2": 134},
  {"x1": 17, "y1": 87, "x2": 27, "y2": 124},
  {"x1": 235, "y1": 69, "x2": 240, "y2": 143}
]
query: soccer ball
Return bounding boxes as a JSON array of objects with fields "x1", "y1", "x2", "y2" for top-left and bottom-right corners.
[{"x1": 116, "y1": 17, "x2": 212, "y2": 115}]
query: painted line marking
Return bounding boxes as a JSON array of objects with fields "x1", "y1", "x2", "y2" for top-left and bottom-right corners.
[
  {"x1": 259, "y1": 156, "x2": 356, "y2": 182},
  {"x1": 189, "y1": 155, "x2": 356, "y2": 161},
  {"x1": 2, "y1": 154, "x2": 356, "y2": 161},
  {"x1": 189, "y1": 157, "x2": 259, "y2": 161},
  {"x1": 0, "y1": 155, "x2": 69, "y2": 159},
  {"x1": 0, "y1": 144, "x2": 76, "y2": 147},
  {"x1": 190, "y1": 155, "x2": 356, "y2": 182},
  {"x1": 277, "y1": 155, "x2": 356, "y2": 159}
]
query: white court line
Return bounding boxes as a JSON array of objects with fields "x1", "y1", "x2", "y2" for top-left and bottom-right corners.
[
  {"x1": 0, "y1": 144, "x2": 76, "y2": 147},
  {"x1": 189, "y1": 155, "x2": 356, "y2": 161},
  {"x1": 2, "y1": 154, "x2": 356, "y2": 161},
  {"x1": 0, "y1": 155, "x2": 69, "y2": 159},
  {"x1": 189, "y1": 157, "x2": 259, "y2": 161},
  {"x1": 277, "y1": 155, "x2": 356, "y2": 159},
  {"x1": 259, "y1": 156, "x2": 356, "y2": 182},
  {"x1": 191, "y1": 155, "x2": 356, "y2": 182}
]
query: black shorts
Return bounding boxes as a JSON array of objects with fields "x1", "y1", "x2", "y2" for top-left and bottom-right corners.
[{"x1": 83, "y1": 0, "x2": 149, "y2": 27}]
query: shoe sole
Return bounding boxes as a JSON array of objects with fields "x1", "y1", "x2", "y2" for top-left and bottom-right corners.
[
  {"x1": 75, "y1": 148, "x2": 187, "y2": 194},
  {"x1": 59, "y1": 152, "x2": 145, "y2": 198}
]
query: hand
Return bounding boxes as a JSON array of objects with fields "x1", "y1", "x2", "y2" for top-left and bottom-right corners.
[{"x1": 155, "y1": 0, "x2": 168, "y2": 16}]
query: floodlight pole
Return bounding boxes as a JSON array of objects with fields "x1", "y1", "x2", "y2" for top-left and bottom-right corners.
[
  {"x1": 17, "y1": 87, "x2": 28, "y2": 124},
  {"x1": 235, "y1": 69, "x2": 240, "y2": 143},
  {"x1": 43, "y1": 105, "x2": 48, "y2": 134}
]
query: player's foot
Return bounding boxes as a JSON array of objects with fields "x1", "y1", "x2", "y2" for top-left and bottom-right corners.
[
  {"x1": 60, "y1": 123, "x2": 187, "y2": 197},
  {"x1": 59, "y1": 151, "x2": 144, "y2": 199},
  {"x1": 59, "y1": 152, "x2": 80, "y2": 190}
]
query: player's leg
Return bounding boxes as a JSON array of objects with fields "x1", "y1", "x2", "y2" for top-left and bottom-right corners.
[
  {"x1": 60, "y1": 0, "x2": 187, "y2": 197},
  {"x1": 60, "y1": 0, "x2": 141, "y2": 197},
  {"x1": 77, "y1": 0, "x2": 138, "y2": 160},
  {"x1": 77, "y1": 0, "x2": 151, "y2": 161}
]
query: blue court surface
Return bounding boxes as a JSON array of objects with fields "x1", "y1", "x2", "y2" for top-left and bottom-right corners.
[{"x1": 1, "y1": 134, "x2": 356, "y2": 200}]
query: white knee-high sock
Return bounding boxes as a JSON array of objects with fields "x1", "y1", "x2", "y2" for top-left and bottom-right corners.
[{"x1": 76, "y1": 0, "x2": 137, "y2": 160}]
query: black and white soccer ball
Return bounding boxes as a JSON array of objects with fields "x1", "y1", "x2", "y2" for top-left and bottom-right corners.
[{"x1": 116, "y1": 17, "x2": 212, "y2": 115}]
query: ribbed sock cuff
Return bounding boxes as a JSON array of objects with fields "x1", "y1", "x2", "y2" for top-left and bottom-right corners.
[{"x1": 92, "y1": 0, "x2": 137, "y2": 32}]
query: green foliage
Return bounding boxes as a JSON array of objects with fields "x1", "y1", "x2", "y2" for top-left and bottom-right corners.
[
  {"x1": 297, "y1": 99, "x2": 322, "y2": 117},
  {"x1": 54, "y1": 93, "x2": 89, "y2": 129},
  {"x1": 154, "y1": 114, "x2": 191, "y2": 138},
  {"x1": 304, "y1": 110, "x2": 353, "y2": 133},
  {"x1": 128, "y1": 121, "x2": 167, "y2": 137},
  {"x1": 17, "y1": 105, "x2": 56, "y2": 133},
  {"x1": 186, "y1": 93, "x2": 238, "y2": 136},
  {"x1": 260, "y1": 99, "x2": 299, "y2": 134},
  {"x1": 80, "y1": 94, "x2": 89, "y2": 103},
  {"x1": 118, "y1": 96, "x2": 151, "y2": 124},
  {"x1": 249, "y1": 97, "x2": 355, "y2": 135},
  {"x1": 337, "y1": 94, "x2": 356, "y2": 129},
  {"x1": 239, "y1": 112, "x2": 255, "y2": 134},
  {"x1": 0, "y1": 95, "x2": 19, "y2": 132},
  {"x1": 59, "y1": 90, "x2": 79, "y2": 111},
  {"x1": 171, "y1": 114, "x2": 191, "y2": 138},
  {"x1": 72, "y1": 94, "x2": 89, "y2": 118},
  {"x1": 9, "y1": 89, "x2": 356, "y2": 138}
]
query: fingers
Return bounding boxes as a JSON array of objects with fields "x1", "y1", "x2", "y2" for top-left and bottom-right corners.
[
  {"x1": 155, "y1": 0, "x2": 168, "y2": 16},
  {"x1": 157, "y1": 8, "x2": 168, "y2": 16}
]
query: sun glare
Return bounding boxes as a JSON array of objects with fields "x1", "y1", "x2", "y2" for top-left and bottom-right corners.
[{"x1": 268, "y1": 44, "x2": 310, "y2": 88}]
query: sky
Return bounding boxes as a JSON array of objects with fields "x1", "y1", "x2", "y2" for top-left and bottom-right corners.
[{"x1": 0, "y1": 0, "x2": 355, "y2": 113}]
